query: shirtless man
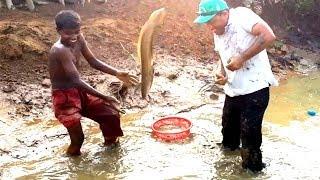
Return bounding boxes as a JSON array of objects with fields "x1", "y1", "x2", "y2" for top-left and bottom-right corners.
[{"x1": 49, "y1": 10, "x2": 138, "y2": 156}]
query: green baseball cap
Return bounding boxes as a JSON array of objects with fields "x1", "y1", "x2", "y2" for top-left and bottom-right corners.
[{"x1": 194, "y1": 0, "x2": 229, "y2": 24}]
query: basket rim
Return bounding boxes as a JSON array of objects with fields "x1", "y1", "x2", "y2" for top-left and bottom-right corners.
[{"x1": 151, "y1": 116, "x2": 193, "y2": 135}]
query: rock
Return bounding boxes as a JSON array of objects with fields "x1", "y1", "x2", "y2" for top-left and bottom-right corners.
[
  {"x1": 272, "y1": 66, "x2": 281, "y2": 73},
  {"x1": 154, "y1": 72, "x2": 160, "y2": 76},
  {"x1": 31, "y1": 109, "x2": 39, "y2": 114},
  {"x1": 184, "y1": 49, "x2": 191, "y2": 55},
  {"x1": 22, "y1": 94, "x2": 33, "y2": 105},
  {"x1": 11, "y1": 96, "x2": 22, "y2": 104},
  {"x1": 88, "y1": 79, "x2": 96, "y2": 88},
  {"x1": 157, "y1": 49, "x2": 165, "y2": 55},
  {"x1": 160, "y1": 90, "x2": 170, "y2": 97},
  {"x1": 2, "y1": 85, "x2": 15, "y2": 93},
  {"x1": 211, "y1": 84, "x2": 224, "y2": 93},
  {"x1": 167, "y1": 73, "x2": 178, "y2": 80},
  {"x1": 300, "y1": 59, "x2": 310, "y2": 66},
  {"x1": 209, "y1": 93, "x2": 219, "y2": 100},
  {"x1": 41, "y1": 79, "x2": 51, "y2": 88},
  {"x1": 267, "y1": 47, "x2": 276, "y2": 54},
  {"x1": 281, "y1": 44, "x2": 289, "y2": 53},
  {"x1": 97, "y1": 78, "x2": 105, "y2": 84},
  {"x1": 290, "y1": 51, "x2": 302, "y2": 62}
]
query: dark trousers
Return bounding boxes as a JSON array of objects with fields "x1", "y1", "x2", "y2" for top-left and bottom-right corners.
[{"x1": 221, "y1": 87, "x2": 269, "y2": 150}]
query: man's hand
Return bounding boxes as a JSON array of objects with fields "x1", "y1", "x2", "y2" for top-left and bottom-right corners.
[
  {"x1": 226, "y1": 55, "x2": 246, "y2": 71},
  {"x1": 102, "y1": 95, "x2": 121, "y2": 111},
  {"x1": 214, "y1": 73, "x2": 228, "y2": 85},
  {"x1": 116, "y1": 71, "x2": 139, "y2": 86},
  {"x1": 102, "y1": 95, "x2": 120, "y2": 104}
]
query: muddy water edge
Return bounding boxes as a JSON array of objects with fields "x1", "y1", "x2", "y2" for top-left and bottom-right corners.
[{"x1": 1, "y1": 53, "x2": 320, "y2": 179}]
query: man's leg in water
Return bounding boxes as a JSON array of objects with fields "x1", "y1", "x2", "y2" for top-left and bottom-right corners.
[
  {"x1": 99, "y1": 115, "x2": 122, "y2": 146},
  {"x1": 221, "y1": 95, "x2": 241, "y2": 150},
  {"x1": 240, "y1": 87, "x2": 269, "y2": 172},
  {"x1": 52, "y1": 88, "x2": 84, "y2": 156},
  {"x1": 80, "y1": 92, "x2": 124, "y2": 147},
  {"x1": 66, "y1": 122, "x2": 84, "y2": 156}
]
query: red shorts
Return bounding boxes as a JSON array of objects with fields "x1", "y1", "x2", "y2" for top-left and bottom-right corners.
[{"x1": 52, "y1": 88, "x2": 123, "y2": 136}]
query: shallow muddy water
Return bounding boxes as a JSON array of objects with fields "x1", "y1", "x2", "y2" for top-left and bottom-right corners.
[
  {"x1": 1, "y1": 62, "x2": 319, "y2": 179},
  {"x1": 265, "y1": 72, "x2": 320, "y2": 125}
]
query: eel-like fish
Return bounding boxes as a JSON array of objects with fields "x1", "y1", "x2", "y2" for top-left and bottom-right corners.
[{"x1": 137, "y1": 8, "x2": 167, "y2": 99}]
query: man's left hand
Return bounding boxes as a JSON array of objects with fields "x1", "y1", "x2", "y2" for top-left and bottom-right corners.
[
  {"x1": 226, "y1": 55, "x2": 246, "y2": 71},
  {"x1": 116, "y1": 71, "x2": 139, "y2": 86}
]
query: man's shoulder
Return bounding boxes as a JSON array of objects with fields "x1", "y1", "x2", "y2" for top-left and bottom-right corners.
[
  {"x1": 50, "y1": 41, "x2": 69, "y2": 56},
  {"x1": 233, "y1": 6, "x2": 253, "y2": 14},
  {"x1": 231, "y1": 6, "x2": 258, "y2": 20}
]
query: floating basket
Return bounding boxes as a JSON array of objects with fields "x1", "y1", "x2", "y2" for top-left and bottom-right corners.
[{"x1": 151, "y1": 116, "x2": 192, "y2": 141}]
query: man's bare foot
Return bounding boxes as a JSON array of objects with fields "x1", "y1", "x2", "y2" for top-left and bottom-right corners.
[
  {"x1": 67, "y1": 145, "x2": 81, "y2": 156},
  {"x1": 104, "y1": 137, "x2": 120, "y2": 150}
]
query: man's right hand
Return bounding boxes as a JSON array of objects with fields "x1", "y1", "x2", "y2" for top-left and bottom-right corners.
[
  {"x1": 214, "y1": 73, "x2": 227, "y2": 85},
  {"x1": 102, "y1": 95, "x2": 120, "y2": 109},
  {"x1": 116, "y1": 71, "x2": 139, "y2": 87},
  {"x1": 102, "y1": 95, "x2": 120, "y2": 103}
]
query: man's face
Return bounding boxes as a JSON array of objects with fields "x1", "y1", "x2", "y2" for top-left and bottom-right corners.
[
  {"x1": 58, "y1": 27, "x2": 81, "y2": 47},
  {"x1": 206, "y1": 12, "x2": 228, "y2": 35}
]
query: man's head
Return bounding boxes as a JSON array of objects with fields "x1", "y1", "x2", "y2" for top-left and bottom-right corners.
[
  {"x1": 55, "y1": 10, "x2": 81, "y2": 46},
  {"x1": 194, "y1": 0, "x2": 229, "y2": 35}
]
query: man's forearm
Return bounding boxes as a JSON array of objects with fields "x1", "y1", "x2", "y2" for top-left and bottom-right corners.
[
  {"x1": 74, "y1": 79, "x2": 106, "y2": 99},
  {"x1": 90, "y1": 59, "x2": 118, "y2": 76},
  {"x1": 241, "y1": 34, "x2": 275, "y2": 62}
]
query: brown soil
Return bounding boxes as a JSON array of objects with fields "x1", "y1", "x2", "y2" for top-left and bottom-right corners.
[
  {"x1": 1, "y1": 0, "x2": 319, "y2": 84},
  {"x1": 0, "y1": 0, "x2": 216, "y2": 84},
  {"x1": 0, "y1": 0, "x2": 319, "y2": 118}
]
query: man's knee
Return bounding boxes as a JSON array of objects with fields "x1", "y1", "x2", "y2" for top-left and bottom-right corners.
[{"x1": 96, "y1": 114, "x2": 120, "y2": 124}]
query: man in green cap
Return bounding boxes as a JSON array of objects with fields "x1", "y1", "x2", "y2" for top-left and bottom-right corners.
[{"x1": 194, "y1": 0, "x2": 278, "y2": 172}]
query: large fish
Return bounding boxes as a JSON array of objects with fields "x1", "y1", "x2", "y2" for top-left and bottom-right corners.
[{"x1": 137, "y1": 8, "x2": 167, "y2": 99}]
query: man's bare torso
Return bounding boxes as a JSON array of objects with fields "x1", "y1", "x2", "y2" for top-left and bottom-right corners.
[{"x1": 49, "y1": 39, "x2": 82, "y2": 89}]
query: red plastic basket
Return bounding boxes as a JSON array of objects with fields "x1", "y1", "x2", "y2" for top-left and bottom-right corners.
[{"x1": 152, "y1": 116, "x2": 192, "y2": 141}]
